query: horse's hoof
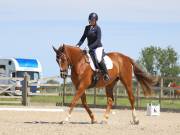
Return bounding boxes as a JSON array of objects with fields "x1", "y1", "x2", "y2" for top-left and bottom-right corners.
[
  {"x1": 130, "y1": 120, "x2": 139, "y2": 125},
  {"x1": 100, "y1": 120, "x2": 108, "y2": 124},
  {"x1": 60, "y1": 120, "x2": 69, "y2": 124},
  {"x1": 91, "y1": 120, "x2": 98, "y2": 124},
  {"x1": 134, "y1": 120, "x2": 139, "y2": 125}
]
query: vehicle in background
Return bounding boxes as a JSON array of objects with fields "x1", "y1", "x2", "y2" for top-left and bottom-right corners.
[{"x1": 0, "y1": 58, "x2": 42, "y2": 95}]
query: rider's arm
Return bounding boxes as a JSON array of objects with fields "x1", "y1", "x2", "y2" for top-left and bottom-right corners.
[
  {"x1": 77, "y1": 26, "x2": 88, "y2": 47},
  {"x1": 89, "y1": 26, "x2": 101, "y2": 50}
]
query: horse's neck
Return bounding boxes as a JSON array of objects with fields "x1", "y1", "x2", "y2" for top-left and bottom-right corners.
[{"x1": 65, "y1": 46, "x2": 83, "y2": 65}]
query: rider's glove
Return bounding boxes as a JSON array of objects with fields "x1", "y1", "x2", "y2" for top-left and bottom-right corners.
[{"x1": 76, "y1": 44, "x2": 80, "y2": 48}]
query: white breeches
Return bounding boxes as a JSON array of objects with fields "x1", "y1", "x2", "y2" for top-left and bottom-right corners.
[{"x1": 95, "y1": 47, "x2": 103, "y2": 63}]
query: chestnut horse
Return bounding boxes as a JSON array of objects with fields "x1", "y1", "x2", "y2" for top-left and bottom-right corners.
[
  {"x1": 53, "y1": 44, "x2": 158, "y2": 124},
  {"x1": 168, "y1": 82, "x2": 180, "y2": 98}
]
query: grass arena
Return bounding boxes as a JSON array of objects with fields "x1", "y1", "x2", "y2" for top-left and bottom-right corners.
[{"x1": 0, "y1": 106, "x2": 179, "y2": 135}]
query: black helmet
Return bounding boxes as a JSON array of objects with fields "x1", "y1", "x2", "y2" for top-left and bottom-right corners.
[{"x1": 88, "y1": 12, "x2": 98, "y2": 21}]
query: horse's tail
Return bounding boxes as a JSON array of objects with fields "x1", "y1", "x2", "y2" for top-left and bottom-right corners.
[{"x1": 129, "y1": 58, "x2": 159, "y2": 96}]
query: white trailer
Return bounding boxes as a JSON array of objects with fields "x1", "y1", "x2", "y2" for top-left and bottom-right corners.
[{"x1": 0, "y1": 58, "x2": 42, "y2": 95}]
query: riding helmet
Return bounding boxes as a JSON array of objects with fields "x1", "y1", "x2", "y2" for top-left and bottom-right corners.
[{"x1": 88, "y1": 12, "x2": 98, "y2": 21}]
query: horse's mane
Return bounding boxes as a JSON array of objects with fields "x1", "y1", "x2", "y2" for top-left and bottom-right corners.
[
  {"x1": 58, "y1": 44, "x2": 86, "y2": 63},
  {"x1": 58, "y1": 44, "x2": 80, "y2": 52}
]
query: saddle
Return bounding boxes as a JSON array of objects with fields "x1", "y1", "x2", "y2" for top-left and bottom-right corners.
[
  {"x1": 82, "y1": 49, "x2": 113, "y2": 87},
  {"x1": 82, "y1": 50, "x2": 113, "y2": 71}
]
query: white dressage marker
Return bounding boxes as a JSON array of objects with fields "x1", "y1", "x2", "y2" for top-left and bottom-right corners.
[{"x1": 0, "y1": 107, "x2": 64, "y2": 112}]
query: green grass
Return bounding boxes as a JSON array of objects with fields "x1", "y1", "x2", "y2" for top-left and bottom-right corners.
[
  {"x1": 63, "y1": 95, "x2": 107, "y2": 105},
  {"x1": 0, "y1": 98, "x2": 20, "y2": 101},
  {"x1": 0, "y1": 103, "x2": 21, "y2": 106},
  {"x1": 0, "y1": 97, "x2": 21, "y2": 105},
  {"x1": 0, "y1": 95, "x2": 180, "y2": 110},
  {"x1": 69, "y1": 96, "x2": 179, "y2": 109},
  {"x1": 161, "y1": 100, "x2": 180, "y2": 109},
  {"x1": 136, "y1": 98, "x2": 180, "y2": 109},
  {"x1": 30, "y1": 95, "x2": 61, "y2": 103},
  {"x1": 31, "y1": 95, "x2": 180, "y2": 109}
]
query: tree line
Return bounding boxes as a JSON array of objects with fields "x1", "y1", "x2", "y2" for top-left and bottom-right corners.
[{"x1": 138, "y1": 46, "x2": 180, "y2": 77}]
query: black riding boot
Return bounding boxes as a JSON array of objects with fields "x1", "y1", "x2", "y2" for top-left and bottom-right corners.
[{"x1": 99, "y1": 60, "x2": 110, "y2": 81}]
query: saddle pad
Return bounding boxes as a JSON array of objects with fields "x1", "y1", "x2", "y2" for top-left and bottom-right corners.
[{"x1": 87, "y1": 53, "x2": 113, "y2": 71}]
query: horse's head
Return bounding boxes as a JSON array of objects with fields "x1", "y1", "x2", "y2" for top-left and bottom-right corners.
[{"x1": 53, "y1": 44, "x2": 69, "y2": 78}]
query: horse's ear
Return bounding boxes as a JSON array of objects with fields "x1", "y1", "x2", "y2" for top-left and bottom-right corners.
[
  {"x1": 61, "y1": 43, "x2": 65, "y2": 51},
  {"x1": 52, "y1": 46, "x2": 58, "y2": 53},
  {"x1": 62, "y1": 44, "x2": 65, "y2": 49}
]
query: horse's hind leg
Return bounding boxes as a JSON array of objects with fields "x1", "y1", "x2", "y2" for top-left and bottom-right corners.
[
  {"x1": 120, "y1": 66, "x2": 139, "y2": 124},
  {"x1": 81, "y1": 93, "x2": 97, "y2": 124},
  {"x1": 103, "y1": 80, "x2": 117, "y2": 123},
  {"x1": 121, "y1": 79, "x2": 139, "y2": 124}
]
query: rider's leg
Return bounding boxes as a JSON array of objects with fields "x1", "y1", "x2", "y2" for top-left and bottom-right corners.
[
  {"x1": 89, "y1": 49, "x2": 100, "y2": 70},
  {"x1": 95, "y1": 47, "x2": 110, "y2": 81},
  {"x1": 99, "y1": 59, "x2": 110, "y2": 81}
]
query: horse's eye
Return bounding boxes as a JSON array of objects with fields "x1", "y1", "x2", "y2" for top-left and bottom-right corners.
[{"x1": 62, "y1": 58, "x2": 66, "y2": 63}]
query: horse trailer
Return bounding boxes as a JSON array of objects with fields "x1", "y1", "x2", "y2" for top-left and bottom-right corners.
[{"x1": 0, "y1": 58, "x2": 42, "y2": 95}]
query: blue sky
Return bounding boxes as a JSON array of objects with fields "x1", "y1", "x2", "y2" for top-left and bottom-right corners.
[{"x1": 0, "y1": 0, "x2": 180, "y2": 76}]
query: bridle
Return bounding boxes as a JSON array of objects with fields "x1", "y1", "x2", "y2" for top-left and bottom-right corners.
[{"x1": 56, "y1": 48, "x2": 72, "y2": 79}]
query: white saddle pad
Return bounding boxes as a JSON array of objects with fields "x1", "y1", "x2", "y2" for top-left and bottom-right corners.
[{"x1": 87, "y1": 54, "x2": 113, "y2": 71}]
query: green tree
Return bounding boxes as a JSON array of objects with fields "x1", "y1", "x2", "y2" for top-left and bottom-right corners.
[{"x1": 139, "y1": 46, "x2": 180, "y2": 77}]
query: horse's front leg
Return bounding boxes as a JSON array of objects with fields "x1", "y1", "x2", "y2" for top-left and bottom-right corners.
[
  {"x1": 64, "y1": 85, "x2": 85, "y2": 123},
  {"x1": 81, "y1": 93, "x2": 97, "y2": 124}
]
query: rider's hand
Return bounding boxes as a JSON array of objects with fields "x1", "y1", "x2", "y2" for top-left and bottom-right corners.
[{"x1": 76, "y1": 44, "x2": 80, "y2": 48}]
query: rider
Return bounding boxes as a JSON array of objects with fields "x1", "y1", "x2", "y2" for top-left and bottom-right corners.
[{"x1": 76, "y1": 12, "x2": 110, "y2": 81}]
